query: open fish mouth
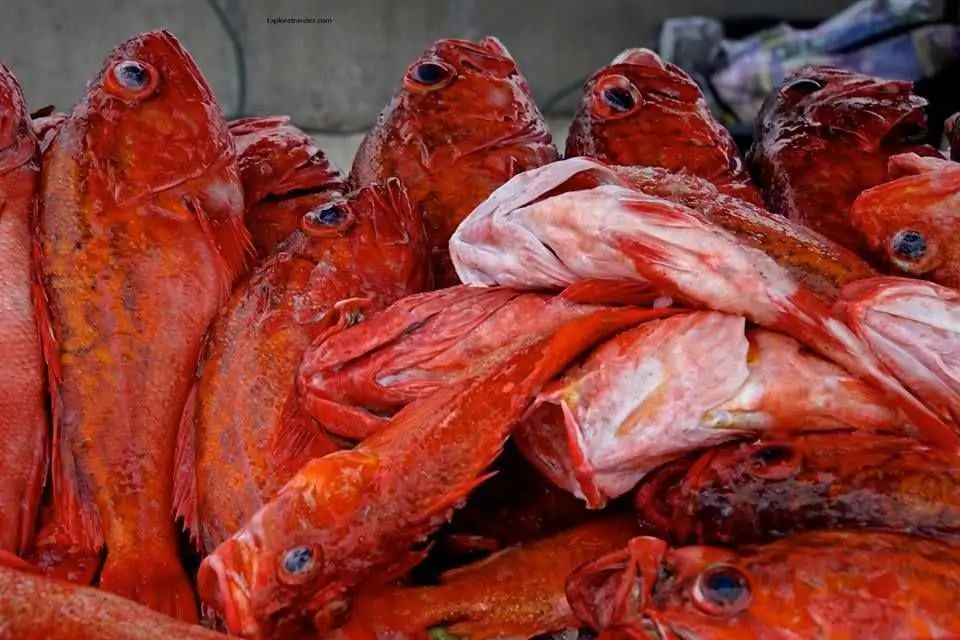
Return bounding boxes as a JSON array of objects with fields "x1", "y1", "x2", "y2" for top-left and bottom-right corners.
[{"x1": 197, "y1": 543, "x2": 260, "y2": 637}]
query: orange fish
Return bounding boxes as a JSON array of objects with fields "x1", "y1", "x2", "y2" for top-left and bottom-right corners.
[
  {"x1": 851, "y1": 152, "x2": 960, "y2": 288},
  {"x1": 197, "y1": 305, "x2": 674, "y2": 638},
  {"x1": 0, "y1": 551, "x2": 226, "y2": 640},
  {"x1": 34, "y1": 30, "x2": 251, "y2": 620},
  {"x1": 229, "y1": 115, "x2": 346, "y2": 256},
  {"x1": 327, "y1": 516, "x2": 637, "y2": 640},
  {"x1": 634, "y1": 431, "x2": 960, "y2": 547},
  {"x1": 174, "y1": 178, "x2": 431, "y2": 554},
  {"x1": 565, "y1": 48, "x2": 760, "y2": 205},
  {"x1": 0, "y1": 63, "x2": 47, "y2": 557},
  {"x1": 837, "y1": 276, "x2": 960, "y2": 427},
  {"x1": 449, "y1": 157, "x2": 955, "y2": 449},
  {"x1": 747, "y1": 65, "x2": 938, "y2": 256},
  {"x1": 566, "y1": 532, "x2": 960, "y2": 639},
  {"x1": 514, "y1": 311, "x2": 901, "y2": 508},
  {"x1": 349, "y1": 36, "x2": 558, "y2": 287}
]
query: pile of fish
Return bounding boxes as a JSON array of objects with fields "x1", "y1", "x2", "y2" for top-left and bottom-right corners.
[{"x1": 3, "y1": 28, "x2": 960, "y2": 639}]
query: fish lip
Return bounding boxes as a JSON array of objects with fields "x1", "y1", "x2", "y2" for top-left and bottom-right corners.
[{"x1": 198, "y1": 550, "x2": 260, "y2": 637}]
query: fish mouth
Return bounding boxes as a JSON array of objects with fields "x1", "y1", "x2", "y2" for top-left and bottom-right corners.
[
  {"x1": 197, "y1": 541, "x2": 260, "y2": 637},
  {"x1": 881, "y1": 107, "x2": 929, "y2": 148}
]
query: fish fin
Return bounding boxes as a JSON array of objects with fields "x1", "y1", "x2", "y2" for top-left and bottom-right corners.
[
  {"x1": 0, "y1": 549, "x2": 40, "y2": 574},
  {"x1": 561, "y1": 400, "x2": 606, "y2": 509},
  {"x1": 98, "y1": 554, "x2": 199, "y2": 623},
  {"x1": 31, "y1": 233, "x2": 103, "y2": 559},
  {"x1": 271, "y1": 390, "x2": 342, "y2": 482},
  {"x1": 558, "y1": 278, "x2": 660, "y2": 307},
  {"x1": 172, "y1": 382, "x2": 201, "y2": 552},
  {"x1": 184, "y1": 194, "x2": 254, "y2": 299},
  {"x1": 299, "y1": 393, "x2": 392, "y2": 441}
]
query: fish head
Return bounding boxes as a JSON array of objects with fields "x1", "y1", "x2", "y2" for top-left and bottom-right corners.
[
  {"x1": 755, "y1": 65, "x2": 931, "y2": 154},
  {"x1": 77, "y1": 29, "x2": 233, "y2": 205},
  {"x1": 851, "y1": 155, "x2": 960, "y2": 282},
  {"x1": 0, "y1": 63, "x2": 38, "y2": 174},
  {"x1": 566, "y1": 48, "x2": 737, "y2": 170},
  {"x1": 197, "y1": 450, "x2": 381, "y2": 637}
]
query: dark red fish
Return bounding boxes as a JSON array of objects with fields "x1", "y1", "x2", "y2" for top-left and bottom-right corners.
[
  {"x1": 173, "y1": 178, "x2": 431, "y2": 554},
  {"x1": 229, "y1": 115, "x2": 346, "y2": 256},
  {"x1": 566, "y1": 532, "x2": 960, "y2": 639},
  {"x1": 34, "y1": 30, "x2": 251, "y2": 620},
  {"x1": 0, "y1": 63, "x2": 47, "y2": 557},
  {"x1": 747, "y1": 65, "x2": 937, "y2": 256},
  {"x1": 634, "y1": 431, "x2": 959, "y2": 547},
  {"x1": 565, "y1": 48, "x2": 760, "y2": 205},
  {"x1": 349, "y1": 36, "x2": 558, "y2": 287}
]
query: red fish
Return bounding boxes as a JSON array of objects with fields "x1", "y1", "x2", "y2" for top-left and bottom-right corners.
[
  {"x1": 449, "y1": 157, "x2": 956, "y2": 449},
  {"x1": 514, "y1": 311, "x2": 901, "y2": 508},
  {"x1": 0, "y1": 551, "x2": 226, "y2": 640},
  {"x1": 0, "y1": 63, "x2": 47, "y2": 557},
  {"x1": 327, "y1": 516, "x2": 638, "y2": 640},
  {"x1": 747, "y1": 65, "x2": 937, "y2": 256},
  {"x1": 34, "y1": 30, "x2": 251, "y2": 620},
  {"x1": 174, "y1": 178, "x2": 431, "y2": 554},
  {"x1": 565, "y1": 48, "x2": 761, "y2": 205},
  {"x1": 349, "y1": 36, "x2": 558, "y2": 287},
  {"x1": 298, "y1": 284, "x2": 655, "y2": 440},
  {"x1": 837, "y1": 276, "x2": 960, "y2": 427},
  {"x1": 851, "y1": 152, "x2": 960, "y2": 288},
  {"x1": 634, "y1": 431, "x2": 960, "y2": 547},
  {"x1": 566, "y1": 532, "x2": 960, "y2": 639},
  {"x1": 196, "y1": 305, "x2": 675, "y2": 638},
  {"x1": 229, "y1": 115, "x2": 346, "y2": 256}
]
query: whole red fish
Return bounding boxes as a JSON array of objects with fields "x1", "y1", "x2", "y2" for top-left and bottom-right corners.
[
  {"x1": 514, "y1": 311, "x2": 900, "y2": 508},
  {"x1": 634, "y1": 431, "x2": 960, "y2": 547},
  {"x1": 349, "y1": 36, "x2": 558, "y2": 287},
  {"x1": 229, "y1": 115, "x2": 346, "y2": 256},
  {"x1": 197, "y1": 305, "x2": 673, "y2": 638},
  {"x1": 565, "y1": 48, "x2": 760, "y2": 205},
  {"x1": 174, "y1": 178, "x2": 431, "y2": 554},
  {"x1": 0, "y1": 63, "x2": 47, "y2": 557},
  {"x1": 0, "y1": 552, "x2": 225, "y2": 640},
  {"x1": 837, "y1": 277, "x2": 960, "y2": 427},
  {"x1": 34, "y1": 30, "x2": 251, "y2": 620},
  {"x1": 851, "y1": 153, "x2": 960, "y2": 288},
  {"x1": 327, "y1": 516, "x2": 637, "y2": 640},
  {"x1": 449, "y1": 157, "x2": 955, "y2": 449},
  {"x1": 747, "y1": 65, "x2": 937, "y2": 256},
  {"x1": 566, "y1": 532, "x2": 960, "y2": 639}
]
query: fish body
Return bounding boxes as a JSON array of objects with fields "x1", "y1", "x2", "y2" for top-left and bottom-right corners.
[
  {"x1": 349, "y1": 36, "x2": 557, "y2": 286},
  {"x1": 514, "y1": 311, "x2": 901, "y2": 508},
  {"x1": 0, "y1": 553, "x2": 225, "y2": 640},
  {"x1": 851, "y1": 153, "x2": 960, "y2": 288},
  {"x1": 197, "y1": 305, "x2": 674, "y2": 638},
  {"x1": 747, "y1": 65, "x2": 936, "y2": 255},
  {"x1": 328, "y1": 516, "x2": 637, "y2": 640},
  {"x1": 566, "y1": 532, "x2": 960, "y2": 639},
  {"x1": 612, "y1": 165, "x2": 876, "y2": 301},
  {"x1": 565, "y1": 48, "x2": 760, "y2": 205},
  {"x1": 175, "y1": 179, "x2": 431, "y2": 554},
  {"x1": 837, "y1": 276, "x2": 960, "y2": 427},
  {"x1": 0, "y1": 63, "x2": 47, "y2": 556},
  {"x1": 634, "y1": 431, "x2": 960, "y2": 547},
  {"x1": 35, "y1": 30, "x2": 251, "y2": 620},
  {"x1": 449, "y1": 157, "x2": 955, "y2": 449},
  {"x1": 229, "y1": 115, "x2": 345, "y2": 256}
]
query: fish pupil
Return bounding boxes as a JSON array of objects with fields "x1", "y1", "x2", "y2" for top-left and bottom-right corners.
[
  {"x1": 308, "y1": 205, "x2": 346, "y2": 226},
  {"x1": 701, "y1": 567, "x2": 749, "y2": 607},
  {"x1": 602, "y1": 87, "x2": 635, "y2": 112},
  {"x1": 892, "y1": 229, "x2": 927, "y2": 260},
  {"x1": 114, "y1": 61, "x2": 149, "y2": 91},
  {"x1": 781, "y1": 78, "x2": 824, "y2": 98},
  {"x1": 754, "y1": 445, "x2": 793, "y2": 466},
  {"x1": 282, "y1": 546, "x2": 314, "y2": 574},
  {"x1": 413, "y1": 62, "x2": 447, "y2": 85}
]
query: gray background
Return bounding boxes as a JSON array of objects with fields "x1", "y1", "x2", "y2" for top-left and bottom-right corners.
[{"x1": 0, "y1": 0, "x2": 890, "y2": 170}]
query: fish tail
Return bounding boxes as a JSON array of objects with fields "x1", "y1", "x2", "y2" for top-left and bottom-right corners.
[{"x1": 98, "y1": 551, "x2": 199, "y2": 623}]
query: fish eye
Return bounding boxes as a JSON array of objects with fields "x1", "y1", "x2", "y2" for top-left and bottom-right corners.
[
  {"x1": 780, "y1": 77, "x2": 824, "y2": 99},
  {"x1": 593, "y1": 75, "x2": 642, "y2": 119},
  {"x1": 747, "y1": 444, "x2": 800, "y2": 480},
  {"x1": 404, "y1": 60, "x2": 455, "y2": 92},
  {"x1": 305, "y1": 204, "x2": 346, "y2": 227},
  {"x1": 104, "y1": 59, "x2": 159, "y2": 101},
  {"x1": 603, "y1": 86, "x2": 636, "y2": 112},
  {"x1": 277, "y1": 545, "x2": 323, "y2": 585},
  {"x1": 891, "y1": 229, "x2": 927, "y2": 261},
  {"x1": 693, "y1": 564, "x2": 752, "y2": 616}
]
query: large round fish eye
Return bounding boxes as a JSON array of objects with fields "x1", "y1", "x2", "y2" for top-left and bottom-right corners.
[
  {"x1": 891, "y1": 229, "x2": 927, "y2": 261},
  {"x1": 305, "y1": 204, "x2": 347, "y2": 227},
  {"x1": 104, "y1": 59, "x2": 159, "y2": 101},
  {"x1": 593, "y1": 75, "x2": 642, "y2": 119},
  {"x1": 693, "y1": 564, "x2": 752, "y2": 616},
  {"x1": 277, "y1": 545, "x2": 322, "y2": 585},
  {"x1": 602, "y1": 86, "x2": 636, "y2": 112},
  {"x1": 747, "y1": 444, "x2": 800, "y2": 481},
  {"x1": 779, "y1": 77, "x2": 824, "y2": 99},
  {"x1": 404, "y1": 60, "x2": 455, "y2": 92}
]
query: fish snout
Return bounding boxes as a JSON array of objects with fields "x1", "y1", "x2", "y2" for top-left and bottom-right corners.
[{"x1": 198, "y1": 549, "x2": 259, "y2": 637}]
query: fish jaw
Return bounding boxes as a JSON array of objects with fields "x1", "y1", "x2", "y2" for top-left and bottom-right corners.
[{"x1": 198, "y1": 551, "x2": 259, "y2": 637}]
